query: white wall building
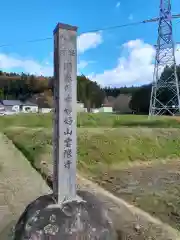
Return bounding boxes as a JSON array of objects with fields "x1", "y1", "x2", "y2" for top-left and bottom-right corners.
[
  {"x1": 21, "y1": 101, "x2": 38, "y2": 113},
  {"x1": 1, "y1": 100, "x2": 38, "y2": 113},
  {"x1": 99, "y1": 103, "x2": 113, "y2": 113},
  {"x1": 39, "y1": 108, "x2": 52, "y2": 113},
  {"x1": 91, "y1": 108, "x2": 100, "y2": 113},
  {"x1": 99, "y1": 107, "x2": 113, "y2": 113},
  {"x1": 77, "y1": 102, "x2": 87, "y2": 112}
]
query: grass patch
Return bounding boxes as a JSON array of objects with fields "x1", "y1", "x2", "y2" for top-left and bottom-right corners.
[
  {"x1": 2, "y1": 115, "x2": 180, "y2": 231},
  {"x1": 0, "y1": 113, "x2": 179, "y2": 129},
  {"x1": 3, "y1": 126, "x2": 180, "y2": 230},
  {"x1": 4, "y1": 127, "x2": 180, "y2": 176},
  {"x1": 4, "y1": 127, "x2": 52, "y2": 170}
]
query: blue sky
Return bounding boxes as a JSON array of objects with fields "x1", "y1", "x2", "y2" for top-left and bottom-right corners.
[{"x1": 0, "y1": 0, "x2": 180, "y2": 87}]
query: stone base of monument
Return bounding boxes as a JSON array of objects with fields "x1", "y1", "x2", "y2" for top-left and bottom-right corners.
[{"x1": 13, "y1": 190, "x2": 117, "y2": 239}]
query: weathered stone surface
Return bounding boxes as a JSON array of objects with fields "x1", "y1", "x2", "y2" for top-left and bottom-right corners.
[{"x1": 13, "y1": 191, "x2": 117, "y2": 239}]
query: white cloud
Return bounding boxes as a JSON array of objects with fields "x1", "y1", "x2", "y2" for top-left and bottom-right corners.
[
  {"x1": 2, "y1": 36, "x2": 180, "y2": 87},
  {"x1": 77, "y1": 32, "x2": 103, "y2": 54},
  {"x1": 116, "y1": 2, "x2": 120, "y2": 8},
  {"x1": 0, "y1": 55, "x2": 91, "y2": 77},
  {"x1": 0, "y1": 32, "x2": 103, "y2": 76},
  {"x1": 91, "y1": 39, "x2": 155, "y2": 87},
  {"x1": 128, "y1": 14, "x2": 134, "y2": 21},
  {"x1": 91, "y1": 39, "x2": 180, "y2": 87},
  {"x1": 50, "y1": 33, "x2": 103, "y2": 55},
  {"x1": 175, "y1": 44, "x2": 180, "y2": 63},
  {"x1": 0, "y1": 53, "x2": 53, "y2": 76}
]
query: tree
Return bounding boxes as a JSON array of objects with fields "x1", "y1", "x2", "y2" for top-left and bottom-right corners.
[
  {"x1": 129, "y1": 65, "x2": 180, "y2": 114},
  {"x1": 77, "y1": 75, "x2": 105, "y2": 111},
  {"x1": 129, "y1": 84, "x2": 151, "y2": 114},
  {"x1": 2, "y1": 64, "x2": 180, "y2": 115},
  {"x1": 155, "y1": 65, "x2": 180, "y2": 112}
]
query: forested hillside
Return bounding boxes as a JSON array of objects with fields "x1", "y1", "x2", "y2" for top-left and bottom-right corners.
[
  {"x1": 0, "y1": 64, "x2": 179, "y2": 114},
  {"x1": 0, "y1": 71, "x2": 136, "y2": 110}
]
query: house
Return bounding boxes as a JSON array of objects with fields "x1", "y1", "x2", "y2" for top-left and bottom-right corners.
[
  {"x1": 28, "y1": 94, "x2": 52, "y2": 113},
  {"x1": 0, "y1": 103, "x2": 5, "y2": 112},
  {"x1": 99, "y1": 103, "x2": 113, "y2": 113},
  {"x1": 21, "y1": 101, "x2": 38, "y2": 113},
  {"x1": 0, "y1": 100, "x2": 38, "y2": 113},
  {"x1": 40, "y1": 107, "x2": 52, "y2": 114},
  {"x1": 1, "y1": 100, "x2": 22, "y2": 112},
  {"x1": 28, "y1": 94, "x2": 87, "y2": 113},
  {"x1": 77, "y1": 102, "x2": 87, "y2": 112},
  {"x1": 38, "y1": 102, "x2": 52, "y2": 113},
  {"x1": 92, "y1": 108, "x2": 100, "y2": 113},
  {"x1": 99, "y1": 96, "x2": 115, "y2": 113}
]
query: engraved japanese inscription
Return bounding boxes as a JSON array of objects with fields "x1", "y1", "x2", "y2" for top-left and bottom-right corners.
[{"x1": 53, "y1": 25, "x2": 77, "y2": 203}]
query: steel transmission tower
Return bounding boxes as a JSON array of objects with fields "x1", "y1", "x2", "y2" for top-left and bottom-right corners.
[{"x1": 149, "y1": 0, "x2": 180, "y2": 117}]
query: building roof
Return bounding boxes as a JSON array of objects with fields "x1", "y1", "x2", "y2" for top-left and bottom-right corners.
[
  {"x1": 1, "y1": 100, "x2": 37, "y2": 106},
  {"x1": 1, "y1": 100, "x2": 23, "y2": 106},
  {"x1": 102, "y1": 103, "x2": 113, "y2": 107}
]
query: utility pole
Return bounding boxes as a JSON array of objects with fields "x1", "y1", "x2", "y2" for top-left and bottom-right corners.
[{"x1": 149, "y1": 0, "x2": 180, "y2": 117}]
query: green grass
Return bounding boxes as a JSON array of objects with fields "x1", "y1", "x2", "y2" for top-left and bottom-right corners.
[
  {"x1": 0, "y1": 112, "x2": 180, "y2": 129},
  {"x1": 4, "y1": 127, "x2": 180, "y2": 176},
  {"x1": 2, "y1": 113, "x2": 180, "y2": 230}
]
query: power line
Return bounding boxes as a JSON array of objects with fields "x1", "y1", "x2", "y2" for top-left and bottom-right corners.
[
  {"x1": 0, "y1": 37, "x2": 52, "y2": 48},
  {"x1": 175, "y1": 19, "x2": 180, "y2": 25},
  {"x1": 0, "y1": 15, "x2": 179, "y2": 49},
  {"x1": 0, "y1": 21, "x2": 147, "y2": 49},
  {"x1": 80, "y1": 21, "x2": 143, "y2": 34}
]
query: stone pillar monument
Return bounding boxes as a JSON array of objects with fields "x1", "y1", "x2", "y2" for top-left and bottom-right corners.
[
  {"x1": 12, "y1": 23, "x2": 117, "y2": 240},
  {"x1": 53, "y1": 23, "x2": 77, "y2": 204}
]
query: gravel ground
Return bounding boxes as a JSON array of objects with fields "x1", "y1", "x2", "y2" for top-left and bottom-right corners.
[
  {"x1": 32, "y1": 152, "x2": 180, "y2": 239},
  {"x1": 0, "y1": 133, "x2": 51, "y2": 239},
  {"x1": 93, "y1": 159, "x2": 180, "y2": 231}
]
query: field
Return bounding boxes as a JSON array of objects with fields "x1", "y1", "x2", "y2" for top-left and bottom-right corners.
[
  {"x1": 1, "y1": 113, "x2": 180, "y2": 232},
  {"x1": 0, "y1": 112, "x2": 180, "y2": 129}
]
